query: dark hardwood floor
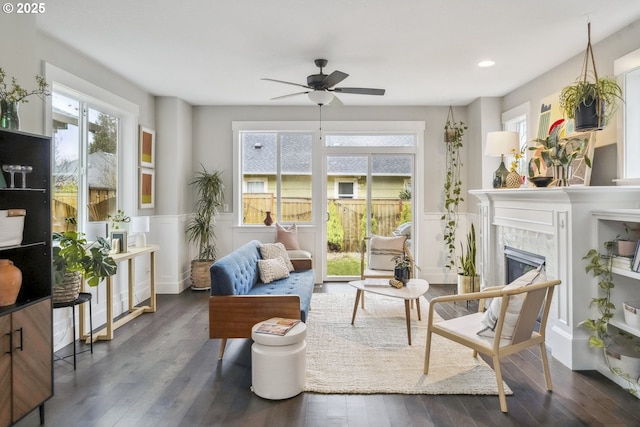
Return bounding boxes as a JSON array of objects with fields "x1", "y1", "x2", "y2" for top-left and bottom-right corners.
[{"x1": 15, "y1": 283, "x2": 640, "y2": 427}]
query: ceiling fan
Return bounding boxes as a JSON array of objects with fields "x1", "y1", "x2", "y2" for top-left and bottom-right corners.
[{"x1": 262, "y1": 59, "x2": 385, "y2": 106}]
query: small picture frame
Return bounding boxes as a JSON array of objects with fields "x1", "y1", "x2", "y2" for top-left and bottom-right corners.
[
  {"x1": 110, "y1": 231, "x2": 128, "y2": 253},
  {"x1": 139, "y1": 126, "x2": 155, "y2": 168},
  {"x1": 139, "y1": 168, "x2": 155, "y2": 209}
]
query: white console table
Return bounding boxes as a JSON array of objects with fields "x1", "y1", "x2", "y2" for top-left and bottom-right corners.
[{"x1": 81, "y1": 244, "x2": 159, "y2": 342}]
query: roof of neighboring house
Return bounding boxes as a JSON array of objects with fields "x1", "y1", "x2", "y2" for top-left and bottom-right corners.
[
  {"x1": 55, "y1": 151, "x2": 117, "y2": 190},
  {"x1": 242, "y1": 134, "x2": 411, "y2": 176}
]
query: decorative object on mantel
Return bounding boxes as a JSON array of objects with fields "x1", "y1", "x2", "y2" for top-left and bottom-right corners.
[
  {"x1": 485, "y1": 131, "x2": 519, "y2": 189},
  {"x1": 581, "y1": 245, "x2": 639, "y2": 397},
  {"x1": 442, "y1": 106, "x2": 467, "y2": 270},
  {"x1": 529, "y1": 119, "x2": 591, "y2": 187},
  {"x1": 559, "y1": 23, "x2": 623, "y2": 132},
  {"x1": 186, "y1": 165, "x2": 225, "y2": 290},
  {"x1": 0, "y1": 67, "x2": 50, "y2": 130},
  {"x1": 506, "y1": 144, "x2": 525, "y2": 188},
  {"x1": 529, "y1": 176, "x2": 553, "y2": 188}
]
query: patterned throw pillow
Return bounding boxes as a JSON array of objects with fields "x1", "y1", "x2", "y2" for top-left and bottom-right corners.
[
  {"x1": 257, "y1": 257, "x2": 290, "y2": 284},
  {"x1": 275, "y1": 223, "x2": 300, "y2": 250},
  {"x1": 477, "y1": 264, "x2": 547, "y2": 340},
  {"x1": 368, "y1": 235, "x2": 406, "y2": 271},
  {"x1": 260, "y1": 242, "x2": 294, "y2": 272}
]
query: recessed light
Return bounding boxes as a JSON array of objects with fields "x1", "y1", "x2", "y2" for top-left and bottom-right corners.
[{"x1": 478, "y1": 60, "x2": 495, "y2": 68}]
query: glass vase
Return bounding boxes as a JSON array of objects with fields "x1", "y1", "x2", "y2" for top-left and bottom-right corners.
[
  {"x1": 553, "y1": 164, "x2": 572, "y2": 187},
  {"x1": 0, "y1": 100, "x2": 20, "y2": 130}
]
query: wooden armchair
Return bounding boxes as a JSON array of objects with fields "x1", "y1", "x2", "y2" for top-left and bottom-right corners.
[{"x1": 423, "y1": 278, "x2": 561, "y2": 412}]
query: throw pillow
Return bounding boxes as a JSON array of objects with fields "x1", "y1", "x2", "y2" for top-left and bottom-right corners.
[
  {"x1": 478, "y1": 265, "x2": 547, "y2": 340},
  {"x1": 368, "y1": 234, "x2": 406, "y2": 271},
  {"x1": 260, "y1": 242, "x2": 294, "y2": 272},
  {"x1": 275, "y1": 223, "x2": 300, "y2": 250},
  {"x1": 257, "y1": 257, "x2": 290, "y2": 284}
]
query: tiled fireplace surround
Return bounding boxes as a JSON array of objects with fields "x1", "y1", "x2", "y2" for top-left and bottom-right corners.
[{"x1": 470, "y1": 186, "x2": 640, "y2": 370}]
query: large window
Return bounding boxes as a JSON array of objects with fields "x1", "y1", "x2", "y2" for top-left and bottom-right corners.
[
  {"x1": 240, "y1": 131, "x2": 313, "y2": 224},
  {"x1": 52, "y1": 91, "x2": 120, "y2": 231}
]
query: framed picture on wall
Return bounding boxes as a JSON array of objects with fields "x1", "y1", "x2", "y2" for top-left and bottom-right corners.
[
  {"x1": 139, "y1": 168, "x2": 155, "y2": 209},
  {"x1": 139, "y1": 126, "x2": 155, "y2": 168}
]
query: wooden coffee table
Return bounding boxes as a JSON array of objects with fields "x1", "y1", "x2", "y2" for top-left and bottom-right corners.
[{"x1": 349, "y1": 278, "x2": 429, "y2": 345}]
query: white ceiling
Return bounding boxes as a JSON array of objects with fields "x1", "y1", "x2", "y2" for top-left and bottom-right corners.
[{"x1": 36, "y1": 0, "x2": 640, "y2": 107}]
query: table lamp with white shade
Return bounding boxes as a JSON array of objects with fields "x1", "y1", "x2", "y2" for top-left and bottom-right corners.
[
  {"x1": 131, "y1": 216, "x2": 150, "y2": 247},
  {"x1": 485, "y1": 131, "x2": 520, "y2": 188}
]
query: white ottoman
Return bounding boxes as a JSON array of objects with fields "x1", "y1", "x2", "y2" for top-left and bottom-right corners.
[{"x1": 251, "y1": 320, "x2": 307, "y2": 400}]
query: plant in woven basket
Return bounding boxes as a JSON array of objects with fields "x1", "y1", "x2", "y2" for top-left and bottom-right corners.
[
  {"x1": 52, "y1": 231, "x2": 117, "y2": 302},
  {"x1": 186, "y1": 165, "x2": 225, "y2": 289}
]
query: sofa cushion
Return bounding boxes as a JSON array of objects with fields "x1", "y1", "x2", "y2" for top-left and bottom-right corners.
[
  {"x1": 275, "y1": 223, "x2": 300, "y2": 250},
  {"x1": 260, "y1": 242, "x2": 294, "y2": 272},
  {"x1": 258, "y1": 257, "x2": 290, "y2": 283},
  {"x1": 247, "y1": 269, "x2": 315, "y2": 322}
]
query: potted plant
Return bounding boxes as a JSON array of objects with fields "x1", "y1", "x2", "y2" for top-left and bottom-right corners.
[
  {"x1": 108, "y1": 209, "x2": 130, "y2": 230},
  {"x1": 391, "y1": 254, "x2": 412, "y2": 285},
  {"x1": 186, "y1": 165, "x2": 225, "y2": 290},
  {"x1": 558, "y1": 23, "x2": 623, "y2": 131},
  {"x1": 0, "y1": 66, "x2": 50, "y2": 130},
  {"x1": 528, "y1": 119, "x2": 590, "y2": 186},
  {"x1": 457, "y1": 223, "x2": 479, "y2": 295},
  {"x1": 442, "y1": 106, "x2": 467, "y2": 270},
  {"x1": 52, "y1": 231, "x2": 117, "y2": 303},
  {"x1": 582, "y1": 244, "x2": 639, "y2": 396}
]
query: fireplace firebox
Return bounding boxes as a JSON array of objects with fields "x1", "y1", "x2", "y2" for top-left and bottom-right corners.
[{"x1": 504, "y1": 246, "x2": 546, "y2": 283}]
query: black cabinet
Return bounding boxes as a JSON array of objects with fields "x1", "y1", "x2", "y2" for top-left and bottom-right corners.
[{"x1": 0, "y1": 128, "x2": 52, "y2": 426}]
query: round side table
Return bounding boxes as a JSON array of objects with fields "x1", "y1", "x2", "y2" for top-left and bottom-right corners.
[{"x1": 53, "y1": 292, "x2": 93, "y2": 370}]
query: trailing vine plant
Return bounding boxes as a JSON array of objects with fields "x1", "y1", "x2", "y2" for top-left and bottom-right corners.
[
  {"x1": 442, "y1": 106, "x2": 467, "y2": 270},
  {"x1": 581, "y1": 243, "x2": 639, "y2": 396}
]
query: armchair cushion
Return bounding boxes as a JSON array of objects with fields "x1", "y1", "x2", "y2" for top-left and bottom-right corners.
[
  {"x1": 368, "y1": 234, "x2": 406, "y2": 270},
  {"x1": 478, "y1": 265, "x2": 546, "y2": 340}
]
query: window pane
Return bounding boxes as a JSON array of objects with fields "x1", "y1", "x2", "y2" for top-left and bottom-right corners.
[
  {"x1": 280, "y1": 133, "x2": 312, "y2": 223},
  {"x1": 87, "y1": 108, "x2": 118, "y2": 222},
  {"x1": 242, "y1": 133, "x2": 276, "y2": 224},
  {"x1": 325, "y1": 134, "x2": 414, "y2": 147},
  {"x1": 52, "y1": 93, "x2": 80, "y2": 232}
]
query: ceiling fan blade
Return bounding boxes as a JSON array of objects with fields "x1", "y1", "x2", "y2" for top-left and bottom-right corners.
[
  {"x1": 270, "y1": 91, "x2": 309, "y2": 100},
  {"x1": 262, "y1": 78, "x2": 311, "y2": 89},
  {"x1": 322, "y1": 70, "x2": 349, "y2": 88},
  {"x1": 328, "y1": 94, "x2": 343, "y2": 107},
  {"x1": 333, "y1": 87, "x2": 386, "y2": 96}
]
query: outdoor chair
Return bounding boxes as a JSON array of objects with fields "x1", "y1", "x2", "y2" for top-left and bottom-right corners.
[
  {"x1": 423, "y1": 277, "x2": 561, "y2": 412},
  {"x1": 359, "y1": 234, "x2": 414, "y2": 307}
]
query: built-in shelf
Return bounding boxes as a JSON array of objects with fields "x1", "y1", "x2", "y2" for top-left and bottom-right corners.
[
  {"x1": 0, "y1": 188, "x2": 46, "y2": 193},
  {"x1": 612, "y1": 267, "x2": 640, "y2": 280},
  {"x1": 0, "y1": 241, "x2": 46, "y2": 252}
]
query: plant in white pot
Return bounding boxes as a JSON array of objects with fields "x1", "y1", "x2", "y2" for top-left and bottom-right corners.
[
  {"x1": 186, "y1": 165, "x2": 225, "y2": 290},
  {"x1": 457, "y1": 223, "x2": 479, "y2": 295}
]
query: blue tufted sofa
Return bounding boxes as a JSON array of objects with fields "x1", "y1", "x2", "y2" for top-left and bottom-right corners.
[{"x1": 208, "y1": 240, "x2": 315, "y2": 359}]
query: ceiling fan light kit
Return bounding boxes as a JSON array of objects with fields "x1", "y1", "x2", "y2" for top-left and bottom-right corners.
[{"x1": 263, "y1": 59, "x2": 386, "y2": 105}]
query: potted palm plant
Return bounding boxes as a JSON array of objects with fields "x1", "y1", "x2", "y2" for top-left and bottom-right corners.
[
  {"x1": 52, "y1": 231, "x2": 117, "y2": 303},
  {"x1": 457, "y1": 223, "x2": 478, "y2": 295},
  {"x1": 558, "y1": 23, "x2": 623, "y2": 131},
  {"x1": 186, "y1": 165, "x2": 225, "y2": 290}
]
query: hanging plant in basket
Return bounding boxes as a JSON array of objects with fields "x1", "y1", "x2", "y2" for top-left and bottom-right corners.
[
  {"x1": 559, "y1": 22, "x2": 623, "y2": 132},
  {"x1": 442, "y1": 106, "x2": 467, "y2": 270}
]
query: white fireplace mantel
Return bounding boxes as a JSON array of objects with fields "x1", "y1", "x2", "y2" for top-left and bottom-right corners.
[{"x1": 470, "y1": 186, "x2": 640, "y2": 370}]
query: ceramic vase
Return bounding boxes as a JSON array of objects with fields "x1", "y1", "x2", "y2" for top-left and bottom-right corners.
[
  {"x1": 263, "y1": 211, "x2": 273, "y2": 226},
  {"x1": 506, "y1": 171, "x2": 521, "y2": 188},
  {"x1": 0, "y1": 259, "x2": 22, "y2": 306}
]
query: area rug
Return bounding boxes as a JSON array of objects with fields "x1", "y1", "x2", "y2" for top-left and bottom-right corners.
[{"x1": 304, "y1": 293, "x2": 512, "y2": 395}]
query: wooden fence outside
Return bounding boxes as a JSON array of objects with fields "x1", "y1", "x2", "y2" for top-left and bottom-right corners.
[{"x1": 243, "y1": 194, "x2": 409, "y2": 252}]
